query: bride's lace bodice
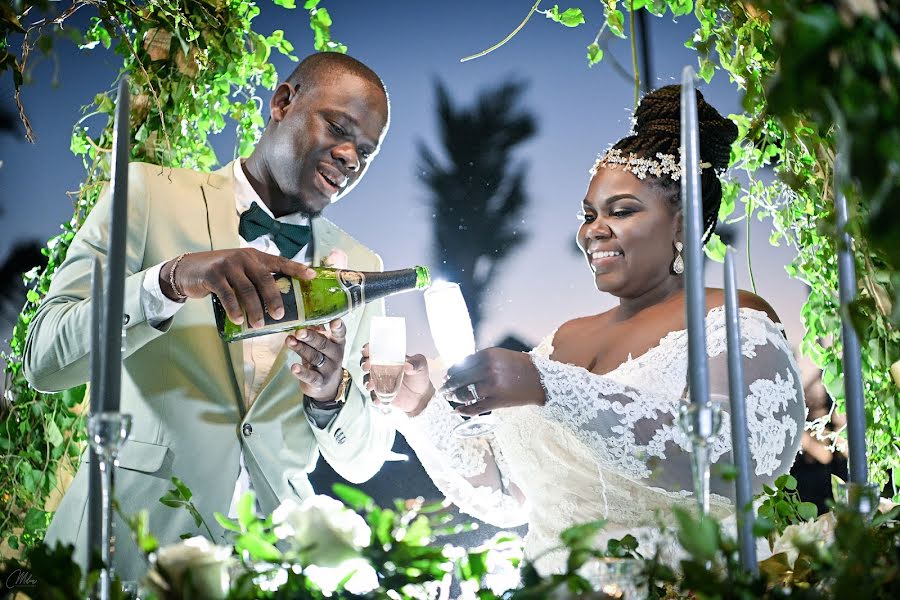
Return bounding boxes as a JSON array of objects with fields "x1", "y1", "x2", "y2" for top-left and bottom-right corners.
[{"x1": 396, "y1": 306, "x2": 805, "y2": 574}]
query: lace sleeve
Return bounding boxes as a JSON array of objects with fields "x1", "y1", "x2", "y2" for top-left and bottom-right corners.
[
  {"x1": 395, "y1": 393, "x2": 528, "y2": 528},
  {"x1": 533, "y1": 308, "x2": 806, "y2": 499}
]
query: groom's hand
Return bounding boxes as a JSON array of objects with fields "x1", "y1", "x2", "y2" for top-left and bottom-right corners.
[
  {"x1": 360, "y1": 344, "x2": 434, "y2": 416},
  {"x1": 287, "y1": 319, "x2": 348, "y2": 401},
  {"x1": 161, "y1": 248, "x2": 316, "y2": 327}
]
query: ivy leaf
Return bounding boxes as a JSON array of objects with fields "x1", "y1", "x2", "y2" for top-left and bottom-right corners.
[
  {"x1": 303, "y1": 0, "x2": 321, "y2": 8},
  {"x1": 670, "y1": 0, "x2": 694, "y2": 17},
  {"x1": 776, "y1": 474, "x2": 798, "y2": 491},
  {"x1": 44, "y1": 417, "x2": 64, "y2": 448},
  {"x1": 704, "y1": 232, "x2": 726, "y2": 263},
  {"x1": 587, "y1": 43, "x2": 604, "y2": 67},
  {"x1": 171, "y1": 476, "x2": 193, "y2": 501},
  {"x1": 237, "y1": 491, "x2": 257, "y2": 531},
  {"x1": 274, "y1": 0, "x2": 297, "y2": 7},
  {"x1": 545, "y1": 6, "x2": 586, "y2": 28},
  {"x1": 797, "y1": 502, "x2": 818, "y2": 521},
  {"x1": 560, "y1": 519, "x2": 607, "y2": 547},
  {"x1": 607, "y1": 9, "x2": 626, "y2": 38},
  {"x1": 674, "y1": 509, "x2": 720, "y2": 562},
  {"x1": 698, "y1": 57, "x2": 715, "y2": 82},
  {"x1": 332, "y1": 483, "x2": 374, "y2": 512},
  {"x1": 235, "y1": 532, "x2": 281, "y2": 562}
]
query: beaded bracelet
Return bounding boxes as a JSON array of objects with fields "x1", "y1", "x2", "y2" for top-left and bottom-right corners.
[{"x1": 168, "y1": 253, "x2": 188, "y2": 301}]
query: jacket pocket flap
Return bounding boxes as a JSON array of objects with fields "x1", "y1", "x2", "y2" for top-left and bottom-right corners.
[{"x1": 81, "y1": 439, "x2": 169, "y2": 474}]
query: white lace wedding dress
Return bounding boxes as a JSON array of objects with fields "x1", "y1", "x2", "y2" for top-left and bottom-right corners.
[{"x1": 397, "y1": 306, "x2": 806, "y2": 574}]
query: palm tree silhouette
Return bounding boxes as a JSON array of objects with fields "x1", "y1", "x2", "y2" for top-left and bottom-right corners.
[{"x1": 417, "y1": 79, "x2": 536, "y2": 338}]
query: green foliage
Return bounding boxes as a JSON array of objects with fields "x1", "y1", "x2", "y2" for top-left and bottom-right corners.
[
  {"x1": 543, "y1": 6, "x2": 586, "y2": 28},
  {"x1": 0, "y1": 0, "x2": 356, "y2": 553},
  {"x1": 756, "y1": 474, "x2": 819, "y2": 539},
  {"x1": 4, "y1": 479, "x2": 900, "y2": 598}
]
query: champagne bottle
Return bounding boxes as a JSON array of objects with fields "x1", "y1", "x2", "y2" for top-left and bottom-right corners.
[{"x1": 213, "y1": 265, "x2": 431, "y2": 342}]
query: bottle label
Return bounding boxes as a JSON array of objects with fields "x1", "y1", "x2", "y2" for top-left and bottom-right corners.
[{"x1": 338, "y1": 270, "x2": 366, "y2": 309}]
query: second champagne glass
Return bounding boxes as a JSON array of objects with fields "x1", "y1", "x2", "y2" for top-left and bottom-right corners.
[
  {"x1": 423, "y1": 281, "x2": 498, "y2": 438},
  {"x1": 369, "y1": 316, "x2": 407, "y2": 412}
]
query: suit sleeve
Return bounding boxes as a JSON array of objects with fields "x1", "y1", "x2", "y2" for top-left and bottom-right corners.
[
  {"x1": 304, "y1": 253, "x2": 396, "y2": 483},
  {"x1": 23, "y1": 163, "x2": 169, "y2": 393}
]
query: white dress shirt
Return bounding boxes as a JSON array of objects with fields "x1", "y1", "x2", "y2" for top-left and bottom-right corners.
[{"x1": 140, "y1": 160, "x2": 336, "y2": 518}]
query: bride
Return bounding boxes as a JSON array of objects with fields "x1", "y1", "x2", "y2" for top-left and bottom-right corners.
[{"x1": 364, "y1": 84, "x2": 806, "y2": 573}]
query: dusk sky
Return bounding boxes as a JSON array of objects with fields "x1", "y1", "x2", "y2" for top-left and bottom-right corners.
[{"x1": 0, "y1": 1, "x2": 811, "y2": 375}]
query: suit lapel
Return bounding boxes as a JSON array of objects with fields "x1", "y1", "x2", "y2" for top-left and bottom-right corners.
[{"x1": 201, "y1": 162, "x2": 246, "y2": 409}]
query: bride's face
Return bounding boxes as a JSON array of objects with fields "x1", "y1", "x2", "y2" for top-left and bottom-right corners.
[{"x1": 576, "y1": 168, "x2": 681, "y2": 298}]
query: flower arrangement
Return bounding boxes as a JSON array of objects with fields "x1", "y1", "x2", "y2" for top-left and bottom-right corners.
[{"x1": 1, "y1": 476, "x2": 899, "y2": 599}]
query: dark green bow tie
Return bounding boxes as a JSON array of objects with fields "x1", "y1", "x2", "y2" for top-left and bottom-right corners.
[{"x1": 238, "y1": 202, "x2": 311, "y2": 258}]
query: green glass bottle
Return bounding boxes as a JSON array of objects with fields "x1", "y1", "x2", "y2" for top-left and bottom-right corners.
[{"x1": 213, "y1": 265, "x2": 431, "y2": 342}]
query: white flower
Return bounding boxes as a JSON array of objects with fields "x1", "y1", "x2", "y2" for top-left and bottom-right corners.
[
  {"x1": 305, "y1": 559, "x2": 380, "y2": 596},
  {"x1": 771, "y1": 513, "x2": 836, "y2": 567},
  {"x1": 143, "y1": 536, "x2": 233, "y2": 600},
  {"x1": 272, "y1": 495, "x2": 371, "y2": 568}
]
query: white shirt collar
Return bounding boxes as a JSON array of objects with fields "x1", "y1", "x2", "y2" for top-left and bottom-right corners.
[{"x1": 232, "y1": 160, "x2": 310, "y2": 227}]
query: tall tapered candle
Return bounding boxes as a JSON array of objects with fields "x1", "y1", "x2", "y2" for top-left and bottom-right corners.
[
  {"x1": 834, "y1": 158, "x2": 868, "y2": 485},
  {"x1": 680, "y1": 67, "x2": 709, "y2": 408},
  {"x1": 87, "y1": 257, "x2": 103, "y2": 573},
  {"x1": 98, "y1": 77, "x2": 130, "y2": 414},
  {"x1": 723, "y1": 248, "x2": 758, "y2": 574}
]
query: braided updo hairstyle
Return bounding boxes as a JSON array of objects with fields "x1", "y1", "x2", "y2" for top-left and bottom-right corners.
[{"x1": 609, "y1": 84, "x2": 738, "y2": 243}]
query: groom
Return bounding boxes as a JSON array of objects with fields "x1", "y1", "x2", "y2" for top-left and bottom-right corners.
[{"x1": 24, "y1": 52, "x2": 395, "y2": 580}]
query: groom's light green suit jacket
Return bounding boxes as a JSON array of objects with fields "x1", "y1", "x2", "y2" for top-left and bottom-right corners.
[{"x1": 24, "y1": 161, "x2": 395, "y2": 580}]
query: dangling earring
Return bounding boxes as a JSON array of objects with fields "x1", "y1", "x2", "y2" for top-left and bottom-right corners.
[{"x1": 672, "y1": 241, "x2": 685, "y2": 274}]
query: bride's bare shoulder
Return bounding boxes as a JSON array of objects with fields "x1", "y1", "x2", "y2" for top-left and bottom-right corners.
[
  {"x1": 705, "y1": 288, "x2": 781, "y2": 325},
  {"x1": 553, "y1": 311, "x2": 614, "y2": 345}
]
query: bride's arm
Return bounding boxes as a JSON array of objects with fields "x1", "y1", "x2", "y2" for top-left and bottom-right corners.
[
  {"x1": 533, "y1": 308, "x2": 806, "y2": 499},
  {"x1": 394, "y1": 389, "x2": 528, "y2": 528}
]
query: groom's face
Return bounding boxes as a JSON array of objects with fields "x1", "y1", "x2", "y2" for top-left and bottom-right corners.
[{"x1": 266, "y1": 72, "x2": 389, "y2": 217}]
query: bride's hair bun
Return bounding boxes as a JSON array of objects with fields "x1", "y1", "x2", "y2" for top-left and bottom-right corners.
[
  {"x1": 631, "y1": 84, "x2": 736, "y2": 173},
  {"x1": 608, "y1": 84, "x2": 738, "y2": 243}
]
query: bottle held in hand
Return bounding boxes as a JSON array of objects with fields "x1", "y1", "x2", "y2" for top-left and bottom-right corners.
[{"x1": 213, "y1": 266, "x2": 430, "y2": 342}]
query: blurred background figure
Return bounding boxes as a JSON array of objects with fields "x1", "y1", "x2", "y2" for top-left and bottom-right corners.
[{"x1": 790, "y1": 366, "x2": 848, "y2": 515}]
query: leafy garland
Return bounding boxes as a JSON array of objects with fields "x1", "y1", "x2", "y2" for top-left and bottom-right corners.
[{"x1": 0, "y1": 0, "x2": 343, "y2": 553}]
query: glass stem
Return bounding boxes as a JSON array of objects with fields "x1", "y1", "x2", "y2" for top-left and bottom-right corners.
[
  {"x1": 690, "y1": 442, "x2": 711, "y2": 515},
  {"x1": 99, "y1": 457, "x2": 114, "y2": 600}
]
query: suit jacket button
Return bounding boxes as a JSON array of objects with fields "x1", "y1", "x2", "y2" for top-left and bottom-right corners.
[
  {"x1": 242, "y1": 423, "x2": 253, "y2": 437},
  {"x1": 123, "y1": 314, "x2": 131, "y2": 325},
  {"x1": 334, "y1": 428, "x2": 346, "y2": 445}
]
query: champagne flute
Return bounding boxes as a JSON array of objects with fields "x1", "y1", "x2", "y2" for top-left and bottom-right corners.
[
  {"x1": 369, "y1": 316, "x2": 407, "y2": 412},
  {"x1": 423, "y1": 281, "x2": 498, "y2": 438}
]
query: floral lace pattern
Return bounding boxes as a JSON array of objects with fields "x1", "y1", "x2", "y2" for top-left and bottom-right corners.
[{"x1": 398, "y1": 307, "x2": 805, "y2": 574}]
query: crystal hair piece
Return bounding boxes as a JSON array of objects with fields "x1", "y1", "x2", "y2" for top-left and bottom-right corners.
[{"x1": 590, "y1": 148, "x2": 713, "y2": 181}]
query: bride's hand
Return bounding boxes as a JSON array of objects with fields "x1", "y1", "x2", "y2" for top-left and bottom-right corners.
[
  {"x1": 360, "y1": 344, "x2": 435, "y2": 416},
  {"x1": 441, "y1": 348, "x2": 546, "y2": 415}
]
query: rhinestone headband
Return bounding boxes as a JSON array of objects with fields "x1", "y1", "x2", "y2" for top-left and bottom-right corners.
[{"x1": 590, "y1": 148, "x2": 713, "y2": 181}]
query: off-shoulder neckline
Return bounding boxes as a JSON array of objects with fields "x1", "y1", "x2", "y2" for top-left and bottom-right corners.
[{"x1": 544, "y1": 305, "x2": 784, "y2": 377}]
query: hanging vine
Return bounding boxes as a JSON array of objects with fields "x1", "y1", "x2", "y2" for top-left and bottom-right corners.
[{"x1": 0, "y1": 0, "x2": 346, "y2": 553}]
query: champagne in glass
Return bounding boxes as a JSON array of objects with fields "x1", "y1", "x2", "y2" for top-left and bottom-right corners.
[
  {"x1": 369, "y1": 316, "x2": 407, "y2": 410},
  {"x1": 424, "y1": 281, "x2": 498, "y2": 437}
]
